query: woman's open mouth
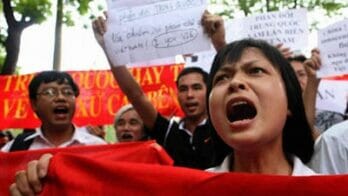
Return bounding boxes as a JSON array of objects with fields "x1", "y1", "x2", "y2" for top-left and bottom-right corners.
[{"x1": 226, "y1": 100, "x2": 257, "y2": 123}]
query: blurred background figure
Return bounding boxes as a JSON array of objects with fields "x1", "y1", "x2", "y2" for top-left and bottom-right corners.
[
  {"x1": 114, "y1": 104, "x2": 148, "y2": 143},
  {"x1": 86, "y1": 125, "x2": 106, "y2": 140},
  {"x1": 288, "y1": 55, "x2": 308, "y2": 92},
  {"x1": 0, "y1": 131, "x2": 14, "y2": 149}
]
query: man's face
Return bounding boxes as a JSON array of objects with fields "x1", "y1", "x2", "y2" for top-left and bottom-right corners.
[
  {"x1": 31, "y1": 81, "x2": 76, "y2": 128},
  {"x1": 115, "y1": 109, "x2": 145, "y2": 142},
  {"x1": 177, "y1": 72, "x2": 207, "y2": 120},
  {"x1": 0, "y1": 135, "x2": 9, "y2": 148}
]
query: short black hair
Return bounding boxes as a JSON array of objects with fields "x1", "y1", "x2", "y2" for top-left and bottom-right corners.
[
  {"x1": 287, "y1": 54, "x2": 307, "y2": 63},
  {"x1": 207, "y1": 39, "x2": 314, "y2": 165},
  {"x1": 176, "y1": 67, "x2": 209, "y2": 87},
  {"x1": 29, "y1": 71, "x2": 79, "y2": 100}
]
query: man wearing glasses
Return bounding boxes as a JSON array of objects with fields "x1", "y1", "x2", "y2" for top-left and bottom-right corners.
[{"x1": 1, "y1": 71, "x2": 106, "y2": 152}]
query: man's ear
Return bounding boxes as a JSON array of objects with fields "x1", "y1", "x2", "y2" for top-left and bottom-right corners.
[
  {"x1": 30, "y1": 99, "x2": 38, "y2": 113},
  {"x1": 30, "y1": 99, "x2": 41, "y2": 119}
]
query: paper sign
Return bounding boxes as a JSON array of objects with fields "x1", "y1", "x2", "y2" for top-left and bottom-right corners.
[
  {"x1": 127, "y1": 56, "x2": 176, "y2": 67},
  {"x1": 316, "y1": 80, "x2": 348, "y2": 114},
  {"x1": 184, "y1": 49, "x2": 216, "y2": 73},
  {"x1": 107, "y1": 0, "x2": 165, "y2": 10},
  {"x1": 225, "y1": 9, "x2": 308, "y2": 51},
  {"x1": 317, "y1": 19, "x2": 348, "y2": 78},
  {"x1": 104, "y1": 0, "x2": 210, "y2": 66}
]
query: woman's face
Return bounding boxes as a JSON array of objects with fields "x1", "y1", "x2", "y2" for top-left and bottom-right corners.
[{"x1": 209, "y1": 47, "x2": 288, "y2": 151}]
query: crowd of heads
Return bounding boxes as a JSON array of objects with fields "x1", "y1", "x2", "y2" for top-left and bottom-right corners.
[{"x1": 6, "y1": 10, "x2": 348, "y2": 195}]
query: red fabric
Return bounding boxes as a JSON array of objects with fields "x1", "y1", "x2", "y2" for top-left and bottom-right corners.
[
  {"x1": 43, "y1": 154, "x2": 213, "y2": 196},
  {"x1": 189, "y1": 173, "x2": 348, "y2": 195},
  {"x1": 0, "y1": 141, "x2": 173, "y2": 195},
  {"x1": 2, "y1": 141, "x2": 348, "y2": 195},
  {"x1": 42, "y1": 155, "x2": 348, "y2": 196}
]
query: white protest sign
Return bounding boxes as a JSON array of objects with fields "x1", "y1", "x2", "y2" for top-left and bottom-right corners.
[
  {"x1": 104, "y1": 0, "x2": 210, "y2": 66},
  {"x1": 316, "y1": 80, "x2": 348, "y2": 114},
  {"x1": 317, "y1": 19, "x2": 348, "y2": 78},
  {"x1": 225, "y1": 9, "x2": 308, "y2": 51},
  {"x1": 127, "y1": 56, "x2": 176, "y2": 67},
  {"x1": 107, "y1": 0, "x2": 165, "y2": 10},
  {"x1": 184, "y1": 49, "x2": 216, "y2": 73}
]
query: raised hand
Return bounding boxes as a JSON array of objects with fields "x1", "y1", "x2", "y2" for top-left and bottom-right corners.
[
  {"x1": 92, "y1": 12, "x2": 107, "y2": 48},
  {"x1": 275, "y1": 43, "x2": 293, "y2": 59},
  {"x1": 304, "y1": 48, "x2": 321, "y2": 79},
  {"x1": 86, "y1": 125, "x2": 106, "y2": 139},
  {"x1": 201, "y1": 10, "x2": 226, "y2": 51}
]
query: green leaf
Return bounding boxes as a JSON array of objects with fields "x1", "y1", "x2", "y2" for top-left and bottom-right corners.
[
  {"x1": 13, "y1": 0, "x2": 52, "y2": 24},
  {"x1": 63, "y1": 11, "x2": 75, "y2": 26}
]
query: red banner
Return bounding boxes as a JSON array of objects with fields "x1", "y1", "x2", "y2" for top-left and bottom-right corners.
[
  {"x1": 0, "y1": 141, "x2": 173, "y2": 195},
  {"x1": 0, "y1": 64, "x2": 184, "y2": 129},
  {"x1": 325, "y1": 74, "x2": 348, "y2": 80},
  {"x1": 42, "y1": 157, "x2": 348, "y2": 195},
  {"x1": 1, "y1": 141, "x2": 348, "y2": 195}
]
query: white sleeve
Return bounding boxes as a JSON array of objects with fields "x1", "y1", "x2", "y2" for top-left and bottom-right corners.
[
  {"x1": 308, "y1": 134, "x2": 348, "y2": 174},
  {"x1": 1, "y1": 140, "x2": 14, "y2": 152}
]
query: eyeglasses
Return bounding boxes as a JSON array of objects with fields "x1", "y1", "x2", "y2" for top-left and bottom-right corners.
[{"x1": 37, "y1": 88, "x2": 76, "y2": 99}]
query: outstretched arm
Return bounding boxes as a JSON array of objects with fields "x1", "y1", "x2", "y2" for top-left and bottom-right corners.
[
  {"x1": 92, "y1": 16, "x2": 158, "y2": 130},
  {"x1": 303, "y1": 49, "x2": 321, "y2": 140}
]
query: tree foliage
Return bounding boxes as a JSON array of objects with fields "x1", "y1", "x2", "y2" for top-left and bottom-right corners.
[
  {"x1": 13, "y1": 0, "x2": 52, "y2": 23},
  {"x1": 0, "y1": 0, "x2": 103, "y2": 75},
  {"x1": 52, "y1": 0, "x2": 104, "y2": 71}
]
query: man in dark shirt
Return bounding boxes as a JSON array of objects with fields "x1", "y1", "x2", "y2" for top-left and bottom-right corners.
[
  {"x1": 93, "y1": 17, "x2": 214, "y2": 169},
  {"x1": 147, "y1": 67, "x2": 214, "y2": 169}
]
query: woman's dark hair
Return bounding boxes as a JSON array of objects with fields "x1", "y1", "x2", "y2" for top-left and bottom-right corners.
[
  {"x1": 207, "y1": 39, "x2": 314, "y2": 165},
  {"x1": 29, "y1": 71, "x2": 79, "y2": 100}
]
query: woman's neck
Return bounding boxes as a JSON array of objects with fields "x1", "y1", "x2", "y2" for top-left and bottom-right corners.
[{"x1": 231, "y1": 147, "x2": 292, "y2": 175}]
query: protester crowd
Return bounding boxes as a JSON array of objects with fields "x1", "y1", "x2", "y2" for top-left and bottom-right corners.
[{"x1": 1, "y1": 7, "x2": 348, "y2": 195}]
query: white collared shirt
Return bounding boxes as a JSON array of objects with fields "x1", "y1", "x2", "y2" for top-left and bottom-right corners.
[
  {"x1": 308, "y1": 120, "x2": 348, "y2": 174},
  {"x1": 206, "y1": 155, "x2": 317, "y2": 176},
  {"x1": 1, "y1": 126, "x2": 106, "y2": 152}
]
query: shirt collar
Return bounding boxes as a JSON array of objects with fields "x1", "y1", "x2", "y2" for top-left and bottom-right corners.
[
  {"x1": 24, "y1": 125, "x2": 85, "y2": 145},
  {"x1": 178, "y1": 118, "x2": 207, "y2": 136}
]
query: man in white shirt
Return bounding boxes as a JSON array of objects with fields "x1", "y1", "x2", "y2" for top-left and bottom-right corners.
[
  {"x1": 308, "y1": 120, "x2": 348, "y2": 174},
  {"x1": 1, "y1": 71, "x2": 106, "y2": 152}
]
